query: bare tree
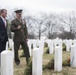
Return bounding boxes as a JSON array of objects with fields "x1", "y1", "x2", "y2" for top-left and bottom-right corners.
[
  {"x1": 25, "y1": 13, "x2": 47, "y2": 39},
  {"x1": 44, "y1": 13, "x2": 60, "y2": 39},
  {"x1": 58, "y1": 11, "x2": 76, "y2": 38},
  {"x1": 25, "y1": 16, "x2": 34, "y2": 31}
]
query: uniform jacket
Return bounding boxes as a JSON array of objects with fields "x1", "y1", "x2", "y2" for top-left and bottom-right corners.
[{"x1": 11, "y1": 18, "x2": 28, "y2": 42}]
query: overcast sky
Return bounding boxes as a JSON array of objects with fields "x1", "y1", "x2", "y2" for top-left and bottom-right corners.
[{"x1": 0, "y1": 0, "x2": 76, "y2": 14}]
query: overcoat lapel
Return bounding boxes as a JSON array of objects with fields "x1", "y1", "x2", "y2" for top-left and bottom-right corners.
[{"x1": 0, "y1": 17, "x2": 5, "y2": 28}]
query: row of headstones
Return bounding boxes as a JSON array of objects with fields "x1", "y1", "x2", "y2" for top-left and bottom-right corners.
[
  {"x1": 1, "y1": 39, "x2": 76, "y2": 75},
  {"x1": 32, "y1": 41, "x2": 76, "y2": 75},
  {"x1": 28, "y1": 39, "x2": 76, "y2": 56},
  {"x1": 6, "y1": 39, "x2": 76, "y2": 56},
  {"x1": 32, "y1": 39, "x2": 62, "y2": 75},
  {"x1": 63, "y1": 39, "x2": 76, "y2": 51}
]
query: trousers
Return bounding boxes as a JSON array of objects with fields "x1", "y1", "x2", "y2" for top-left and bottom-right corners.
[{"x1": 14, "y1": 41, "x2": 30, "y2": 62}]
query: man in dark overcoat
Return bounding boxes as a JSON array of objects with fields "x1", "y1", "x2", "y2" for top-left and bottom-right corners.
[{"x1": 0, "y1": 9, "x2": 8, "y2": 53}]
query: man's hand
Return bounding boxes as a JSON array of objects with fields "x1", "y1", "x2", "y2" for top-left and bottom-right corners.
[{"x1": 17, "y1": 25, "x2": 21, "y2": 29}]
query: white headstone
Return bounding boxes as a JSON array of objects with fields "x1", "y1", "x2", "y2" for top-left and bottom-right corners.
[
  {"x1": 32, "y1": 48, "x2": 42, "y2": 75},
  {"x1": 65, "y1": 40, "x2": 70, "y2": 52},
  {"x1": 68, "y1": 39, "x2": 73, "y2": 50},
  {"x1": 36, "y1": 40, "x2": 40, "y2": 47},
  {"x1": 32, "y1": 40, "x2": 37, "y2": 49},
  {"x1": 54, "y1": 46, "x2": 62, "y2": 72},
  {"x1": 48, "y1": 40, "x2": 54, "y2": 54},
  {"x1": 53, "y1": 39, "x2": 59, "y2": 47},
  {"x1": 8, "y1": 39, "x2": 13, "y2": 49},
  {"x1": 6, "y1": 42, "x2": 8, "y2": 50},
  {"x1": 1, "y1": 51, "x2": 13, "y2": 75},
  {"x1": 27, "y1": 40, "x2": 32, "y2": 56},
  {"x1": 39, "y1": 40, "x2": 44, "y2": 55},
  {"x1": 73, "y1": 40, "x2": 76, "y2": 45},
  {"x1": 71, "y1": 45, "x2": 76, "y2": 67},
  {"x1": 11, "y1": 42, "x2": 14, "y2": 59}
]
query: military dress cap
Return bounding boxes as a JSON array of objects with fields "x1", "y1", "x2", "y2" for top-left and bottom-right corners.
[{"x1": 14, "y1": 9, "x2": 23, "y2": 13}]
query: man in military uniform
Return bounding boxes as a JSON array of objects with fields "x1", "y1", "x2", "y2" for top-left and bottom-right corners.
[{"x1": 11, "y1": 9, "x2": 30, "y2": 65}]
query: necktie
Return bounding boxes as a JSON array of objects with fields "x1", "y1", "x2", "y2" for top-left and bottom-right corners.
[
  {"x1": 3, "y1": 18, "x2": 6, "y2": 27},
  {"x1": 1, "y1": 16, "x2": 6, "y2": 27}
]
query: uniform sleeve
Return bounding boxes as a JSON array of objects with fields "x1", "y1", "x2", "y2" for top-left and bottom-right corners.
[
  {"x1": 24, "y1": 22, "x2": 28, "y2": 38},
  {"x1": 11, "y1": 20, "x2": 19, "y2": 32}
]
